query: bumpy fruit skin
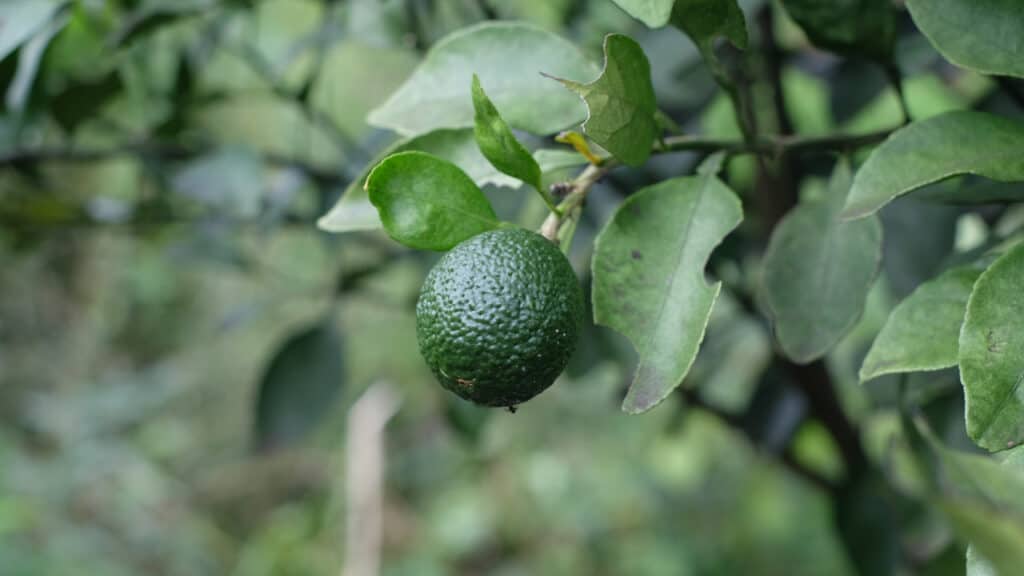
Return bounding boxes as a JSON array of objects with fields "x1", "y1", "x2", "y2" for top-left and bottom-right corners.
[{"x1": 416, "y1": 228, "x2": 584, "y2": 407}]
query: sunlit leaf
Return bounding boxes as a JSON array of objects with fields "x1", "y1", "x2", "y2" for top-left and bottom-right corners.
[
  {"x1": 365, "y1": 151, "x2": 500, "y2": 251},
  {"x1": 959, "y1": 242, "x2": 1024, "y2": 452},
  {"x1": 592, "y1": 174, "x2": 743, "y2": 413},
  {"x1": 860, "y1": 263, "x2": 986, "y2": 382},
  {"x1": 549, "y1": 34, "x2": 657, "y2": 166},
  {"x1": 471, "y1": 75, "x2": 543, "y2": 192},
  {"x1": 368, "y1": 22, "x2": 597, "y2": 136},
  {"x1": 842, "y1": 111, "x2": 1024, "y2": 219}
]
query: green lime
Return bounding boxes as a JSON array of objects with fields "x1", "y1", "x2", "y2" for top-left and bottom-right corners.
[{"x1": 416, "y1": 228, "x2": 584, "y2": 407}]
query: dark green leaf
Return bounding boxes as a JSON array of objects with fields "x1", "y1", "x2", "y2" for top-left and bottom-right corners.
[
  {"x1": 610, "y1": 0, "x2": 676, "y2": 28},
  {"x1": 670, "y1": 0, "x2": 748, "y2": 52},
  {"x1": 368, "y1": 22, "x2": 598, "y2": 136},
  {"x1": 780, "y1": 0, "x2": 895, "y2": 62},
  {"x1": 592, "y1": 174, "x2": 743, "y2": 413},
  {"x1": 959, "y1": 242, "x2": 1024, "y2": 452},
  {"x1": 550, "y1": 34, "x2": 657, "y2": 166},
  {"x1": 907, "y1": 0, "x2": 1024, "y2": 78},
  {"x1": 836, "y1": 472, "x2": 900, "y2": 576},
  {"x1": 763, "y1": 160, "x2": 883, "y2": 363},
  {"x1": 366, "y1": 151, "x2": 500, "y2": 251},
  {"x1": 860, "y1": 263, "x2": 985, "y2": 382},
  {"x1": 50, "y1": 69, "x2": 123, "y2": 132},
  {"x1": 471, "y1": 74, "x2": 543, "y2": 192},
  {"x1": 842, "y1": 111, "x2": 1024, "y2": 219},
  {"x1": 255, "y1": 321, "x2": 345, "y2": 451}
]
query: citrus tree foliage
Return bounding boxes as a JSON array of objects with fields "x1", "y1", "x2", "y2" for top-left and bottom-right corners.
[{"x1": 5, "y1": 0, "x2": 1024, "y2": 574}]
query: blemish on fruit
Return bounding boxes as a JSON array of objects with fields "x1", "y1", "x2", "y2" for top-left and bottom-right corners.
[{"x1": 631, "y1": 249, "x2": 643, "y2": 260}]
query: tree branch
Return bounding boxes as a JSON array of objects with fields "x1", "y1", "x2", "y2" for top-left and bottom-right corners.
[{"x1": 0, "y1": 141, "x2": 349, "y2": 186}]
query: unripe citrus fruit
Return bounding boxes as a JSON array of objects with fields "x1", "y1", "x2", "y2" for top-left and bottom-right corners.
[{"x1": 416, "y1": 228, "x2": 584, "y2": 407}]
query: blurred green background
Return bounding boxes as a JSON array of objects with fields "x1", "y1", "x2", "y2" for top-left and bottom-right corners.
[{"x1": 1, "y1": 0, "x2": 1014, "y2": 574}]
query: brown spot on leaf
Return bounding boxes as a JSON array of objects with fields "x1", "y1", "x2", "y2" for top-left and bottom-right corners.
[{"x1": 631, "y1": 250, "x2": 643, "y2": 260}]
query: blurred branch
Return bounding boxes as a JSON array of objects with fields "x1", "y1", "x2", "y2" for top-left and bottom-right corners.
[
  {"x1": 0, "y1": 141, "x2": 348, "y2": 186},
  {"x1": 344, "y1": 382, "x2": 402, "y2": 576}
]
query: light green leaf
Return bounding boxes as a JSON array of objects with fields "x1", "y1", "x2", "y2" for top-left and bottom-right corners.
[
  {"x1": 550, "y1": 34, "x2": 657, "y2": 166},
  {"x1": 610, "y1": 0, "x2": 676, "y2": 28},
  {"x1": 366, "y1": 151, "x2": 499, "y2": 251},
  {"x1": 670, "y1": 0, "x2": 748, "y2": 52},
  {"x1": 924, "y1": 442, "x2": 1024, "y2": 576},
  {"x1": 317, "y1": 129, "x2": 518, "y2": 233},
  {"x1": 780, "y1": 0, "x2": 894, "y2": 62},
  {"x1": 959, "y1": 242, "x2": 1024, "y2": 452},
  {"x1": 0, "y1": 0, "x2": 63, "y2": 62},
  {"x1": 368, "y1": 22, "x2": 597, "y2": 136},
  {"x1": 860, "y1": 263, "x2": 985, "y2": 382},
  {"x1": 907, "y1": 0, "x2": 1024, "y2": 79},
  {"x1": 842, "y1": 111, "x2": 1024, "y2": 219},
  {"x1": 763, "y1": 160, "x2": 882, "y2": 363},
  {"x1": 592, "y1": 175, "x2": 743, "y2": 414},
  {"x1": 471, "y1": 75, "x2": 543, "y2": 192}
]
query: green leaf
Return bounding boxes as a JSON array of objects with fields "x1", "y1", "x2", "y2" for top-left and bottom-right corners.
[
  {"x1": 317, "y1": 129, "x2": 518, "y2": 233},
  {"x1": 763, "y1": 161, "x2": 883, "y2": 364},
  {"x1": 907, "y1": 0, "x2": 1024, "y2": 79},
  {"x1": 780, "y1": 0, "x2": 895, "y2": 62},
  {"x1": 592, "y1": 174, "x2": 743, "y2": 414},
  {"x1": 959, "y1": 242, "x2": 1024, "y2": 452},
  {"x1": 842, "y1": 111, "x2": 1024, "y2": 219},
  {"x1": 366, "y1": 151, "x2": 499, "y2": 251},
  {"x1": 924, "y1": 442, "x2": 1024, "y2": 575},
  {"x1": 610, "y1": 0, "x2": 676, "y2": 28},
  {"x1": 0, "y1": 0, "x2": 63, "y2": 62},
  {"x1": 368, "y1": 22, "x2": 597, "y2": 136},
  {"x1": 471, "y1": 75, "x2": 543, "y2": 193},
  {"x1": 860, "y1": 263, "x2": 985, "y2": 382},
  {"x1": 550, "y1": 34, "x2": 657, "y2": 167},
  {"x1": 255, "y1": 321, "x2": 345, "y2": 451},
  {"x1": 670, "y1": 0, "x2": 748, "y2": 52}
]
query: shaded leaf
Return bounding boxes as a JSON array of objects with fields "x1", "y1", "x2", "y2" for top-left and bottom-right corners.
[
  {"x1": 610, "y1": 0, "x2": 676, "y2": 28},
  {"x1": 780, "y1": 0, "x2": 895, "y2": 62},
  {"x1": 366, "y1": 151, "x2": 499, "y2": 251},
  {"x1": 959, "y1": 242, "x2": 1024, "y2": 452},
  {"x1": 763, "y1": 160, "x2": 883, "y2": 363},
  {"x1": 836, "y1": 471, "x2": 900, "y2": 576},
  {"x1": 50, "y1": 69, "x2": 123, "y2": 132},
  {"x1": 907, "y1": 0, "x2": 1024, "y2": 79},
  {"x1": 592, "y1": 174, "x2": 743, "y2": 414},
  {"x1": 842, "y1": 111, "x2": 1024, "y2": 219},
  {"x1": 255, "y1": 321, "x2": 345, "y2": 451},
  {"x1": 471, "y1": 74, "x2": 542, "y2": 191},
  {"x1": 860, "y1": 263, "x2": 985, "y2": 382},
  {"x1": 550, "y1": 34, "x2": 657, "y2": 166},
  {"x1": 670, "y1": 0, "x2": 748, "y2": 52},
  {"x1": 368, "y1": 22, "x2": 597, "y2": 136}
]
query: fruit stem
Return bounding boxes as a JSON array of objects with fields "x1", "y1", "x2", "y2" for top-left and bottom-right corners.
[{"x1": 538, "y1": 163, "x2": 610, "y2": 244}]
